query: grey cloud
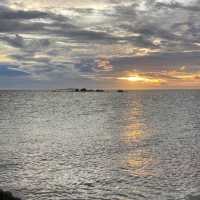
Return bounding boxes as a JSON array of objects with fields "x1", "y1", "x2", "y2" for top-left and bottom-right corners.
[
  {"x1": 0, "y1": 34, "x2": 51, "y2": 53},
  {"x1": 135, "y1": 25, "x2": 180, "y2": 41},
  {"x1": 0, "y1": 19, "x2": 46, "y2": 33},
  {"x1": 156, "y1": 2, "x2": 200, "y2": 12},
  {"x1": 0, "y1": 6, "x2": 120, "y2": 46},
  {"x1": 110, "y1": 51, "x2": 200, "y2": 72},
  {"x1": 75, "y1": 59, "x2": 96, "y2": 73},
  {"x1": 0, "y1": 34, "x2": 25, "y2": 48},
  {"x1": 0, "y1": 6, "x2": 49, "y2": 19}
]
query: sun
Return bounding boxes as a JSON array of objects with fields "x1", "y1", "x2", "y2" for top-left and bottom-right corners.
[{"x1": 117, "y1": 75, "x2": 163, "y2": 84}]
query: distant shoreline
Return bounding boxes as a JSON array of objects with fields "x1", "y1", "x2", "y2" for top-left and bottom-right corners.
[
  {"x1": 51, "y1": 88, "x2": 124, "y2": 93},
  {"x1": 0, "y1": 88, "x2": 200, "y2": 92},
  {"x1": 0, "y1": 88, "x2": 126, "y2": 93}
]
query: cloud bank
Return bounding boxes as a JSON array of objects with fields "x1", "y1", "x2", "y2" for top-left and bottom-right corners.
[{"x1": 0, "y1": 0, "x2": 200, "y2": 89}]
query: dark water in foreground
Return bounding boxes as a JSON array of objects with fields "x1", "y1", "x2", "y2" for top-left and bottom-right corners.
[{"x1": 0, "y1": 90, "x2": 200, "y2": 200}]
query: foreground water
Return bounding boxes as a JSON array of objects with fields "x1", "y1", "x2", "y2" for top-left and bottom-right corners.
[{"x1": 0, "y1": 90, "x2": 200, "y2": 200}]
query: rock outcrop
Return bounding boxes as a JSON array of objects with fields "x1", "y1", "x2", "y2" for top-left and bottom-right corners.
[{"x1": 0, "y1": 189, "x2": 21, "y2": 200}]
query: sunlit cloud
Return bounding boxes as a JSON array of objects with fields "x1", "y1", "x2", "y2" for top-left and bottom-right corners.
[
  {"x1": 9, "y1": 0, "x2": 110, "y2": 10},
  {"x1": 165, "y1": 69, "x2": 200, "y2": 80},
  {"x1": 117, "y1": 74, "x2": 166, "y2": 84},
  {"x1": 0, "y1": 54, "x2": 13, "y2": 63},
  {"x1": 94, "y1": 58, "x2": 113, "y2": 72}
]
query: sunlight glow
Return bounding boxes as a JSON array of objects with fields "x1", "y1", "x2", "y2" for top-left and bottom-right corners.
[
  {"x1": 125, "y1": 152, "x2": 158, "y2": 177},
  {"x1": 117, "y1": 75, "x2": 164, "y2": 84},
  {"x1": 0, "y1": 54, "x2": 13, "y2": 62},
  {"x1": 9, "y1": 0, "x2": 108, "y2": 11}
]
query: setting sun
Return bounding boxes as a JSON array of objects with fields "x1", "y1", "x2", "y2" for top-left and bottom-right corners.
[{"x1": 117, "y1": 75, "x2": 164, "y2": 84}]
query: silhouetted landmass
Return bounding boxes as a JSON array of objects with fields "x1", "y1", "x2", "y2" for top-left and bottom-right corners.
[
  {"x1": 117, "y1": 90, "x2": 124, "y2": 92},
  {"x1": 87, "y1": 89, "x2": 95, "y2": 92},
  {"x1": 79, "y1": 88, "x2": 104, "y2": 92},
  {"x1": 0, "y1": 189, "x2": 21, "y2": 200},
  {"x1": 51, "y1": 88, "x2": 126, "y2": 92},
  {"x1": 80, "y1": 88, "x2": 87, "y2": 92},
  {"x1": 96, "y1": 89, "x2": 104, "y2": 92}
]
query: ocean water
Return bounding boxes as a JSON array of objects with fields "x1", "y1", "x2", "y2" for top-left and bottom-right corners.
[{"x1": 0, "y1": 90, "x2": 200, "y2": 200}]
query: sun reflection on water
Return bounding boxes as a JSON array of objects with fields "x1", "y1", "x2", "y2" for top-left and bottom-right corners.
[
  {"x1": 126, "y1": 151, "x2": 158, "y2": 177},
  {"x1": 122, "y1": 130, "x2": 144, "y2": 143},
  {"x1": 120, "y1": 97, "x2": 158, "y2": 177}
]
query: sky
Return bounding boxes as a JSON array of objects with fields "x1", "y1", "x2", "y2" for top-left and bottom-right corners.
[{"x1": 0, "y1": 0, "x2": 200, "y2": 89}]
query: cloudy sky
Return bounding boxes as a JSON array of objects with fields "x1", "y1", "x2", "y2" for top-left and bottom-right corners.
[{"x1": 0, "y1": 0, "x2": 200, "y2": 89}]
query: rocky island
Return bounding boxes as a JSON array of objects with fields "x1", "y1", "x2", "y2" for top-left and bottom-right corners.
[{"x1": 0, "y1": 189, "x2": 21, "y2": 200}]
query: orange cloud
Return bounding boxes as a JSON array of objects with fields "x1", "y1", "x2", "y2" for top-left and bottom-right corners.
[
  {"x1": 117, "y1": 72, "x2": 166, "y2": 85},
  {"x1": 95, "y1": 58, "x2": 113, "y2": 72}
]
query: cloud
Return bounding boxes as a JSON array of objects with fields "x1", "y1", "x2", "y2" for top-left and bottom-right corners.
[
  {"x1": 0, "y1": 6, "x2": 49, "y2": 19},
  {"x1": 75, "y1": 57, "x2": 113, "y2": 73},
  {"x1": 156, "y1": 1, "x2": 200, "y2": 12},
  {"x1": 0, "y1": 34, "x2": 25, "y2": 48},
  {"x1": 0, "y1": 64, "x2": 29, "y2": 77},
  {"x1": 0, "y1": 0, "x2": 200, "y2": 88},
  {"x1": 111, "y1": 51, "x2": 200, "y2": 72}
]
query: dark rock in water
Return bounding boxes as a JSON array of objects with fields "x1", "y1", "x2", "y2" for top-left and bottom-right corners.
[
  {"x1": 117, "y1": 90, "x2": 124, "y2": 93},
  {"x1": 96, "y1": 89, "x2": 104, "y2": 92},
  {"x1": 80, "y1": 88, "x2": 87, "y2": 92},
  {"x1": 87, "y1": 89, "x2": 94, "y2": 92},
  {"x1": 186, "y1": 194, "x2": 200, "y2": 200},
  {"x1": 0, "y1": 189, "x2": 21, "y2": 200},
  {"x1": 78, "y1": 88, "x2": 104, "y2": 92}
]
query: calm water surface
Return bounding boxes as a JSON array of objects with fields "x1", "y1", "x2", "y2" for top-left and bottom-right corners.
[{"x1": 0, "y1": 90, "x2": 200, "y2": 200}]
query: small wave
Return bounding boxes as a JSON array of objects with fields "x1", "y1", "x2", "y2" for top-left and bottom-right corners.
[{"x1": 186, "y1": 194, "x2": 200, "y2": 200}]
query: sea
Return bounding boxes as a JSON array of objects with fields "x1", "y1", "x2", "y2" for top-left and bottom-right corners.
[{"x1": 0, "y1": 90, "x2": 200, "y2": 200}]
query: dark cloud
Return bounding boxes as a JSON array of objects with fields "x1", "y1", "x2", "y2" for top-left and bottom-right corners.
[
  {"x1": 0, "y1": 19, "x2": 46, "y2": 33},
  {"x1": 0, "y1": 6, "x2": 120, "y2": 45},
  {"x1": 111, "y1": 51, "x2": 200, "y2": 72},
  {"x1": 0, "y1": 34, "x2": 25, "y2": 48},
  {"x1": 156, "y1": 2, "x2": 200, "y2": 12},
  {"x1": 0, "y1": 6, "x2": 49, "y2": 19}
]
